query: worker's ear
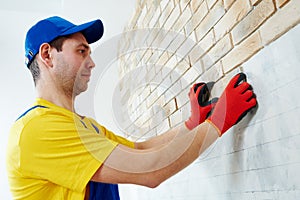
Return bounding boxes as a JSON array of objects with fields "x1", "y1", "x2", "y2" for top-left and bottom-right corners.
[{"x1": 39, "y1": 43, "x2": 53, "y2": 68}]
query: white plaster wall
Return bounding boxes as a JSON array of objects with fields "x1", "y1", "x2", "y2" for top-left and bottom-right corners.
[{"x1": 119, "y1": 22, "x2": 300, "y2": 200}]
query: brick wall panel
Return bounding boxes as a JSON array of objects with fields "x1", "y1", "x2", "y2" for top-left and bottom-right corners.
[
  {"x1": 231, "y1": 0, "x2": 275, "y2": 45},
  {"x1": 190, "y1": 0, "x2": 205, "y2": 12},
  {"x1": 222, "y1": 31, "x2": 262, "y2": 73},
  {"x1": 163, "y1": 4, "x2": 181, "y2": 30},
  {"x1": 173, "y1": 5, "x2": 193, "y2": 31},
  {"x1": 198, "y1": 28, "x2": 215, "y2": 53},
  {"x1": 276, "y1": 0, "x2": 290, "y2": 8},
  {"x1": 260, "y1": 0, "x2": 300, "y2": 45},
  {"x1": 223, "y1": 0, "x2": 235, "y2": 10},
  {"x1": 190, "y1": 1, "x2": 209, "y2": 32},
  {"x1": 206, "y1": 0, "x2": 218, "y2": 9},
  {"x1": 202, "y1": 33, "x2": 232, "y2": 69},
  {"x1": 214, "y1": 0, "x2": 251, "y2": 42},
  {"x1": 195, "y1": 0, "x2": 225, "y2": 41},
  {"x1": 118, "y1": 0, "x2": 300, "y2": 198}
]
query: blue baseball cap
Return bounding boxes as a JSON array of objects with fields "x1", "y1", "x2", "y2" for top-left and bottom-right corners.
[{"x1": 25, "y1": 16, "x2": 104, "y2": 68}]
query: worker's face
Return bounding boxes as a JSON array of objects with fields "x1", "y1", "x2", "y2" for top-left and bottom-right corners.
[{"x1": 51, "y1": 32, "x2": 95, "y2": 97}]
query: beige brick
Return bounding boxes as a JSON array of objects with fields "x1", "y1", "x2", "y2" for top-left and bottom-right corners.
[
  {"x1": 186, "y1": 29, "x2": 197, "y2": 42},
  {"x1": 169, "y1": 107, "x2": 185, "y2": 127},
  {"x1": 143, "y1": 49, "x2": 153, "y2": 63},
  {"x1": 276, "y1": 0, "x2": 290, "y2": 7},
  {"x1": 260, "y1": 0, "x2": 300, "y2": 45},
  {"x1": 198, "y1": 61, "x2": 223, "y2": 82},
  {"x1": 135, "y1": 30, "x2": 151, "y2": 49},
  {"x1": 149, "y1": 6, "x2": 161, "y2": 28},
  {"x1": 145, "y1": 68, "x2": 156, "y2": 83},
  {"x1": 160, "y1": 74, "x2": 173, "y2": 89},
  {"x1": 222, "y1": 31, "x2": 263, "y2": 73},
  {"x1": 180, "y1": 0, "x2": 191, "y2": 10},
  {"x1": 191, "y1": 0, "x2": 205, "y2": 12},
  {"x1": 156, "y1": 117, "x2": 170, "y2": 135},
  {"x1": 182, "y1": 66, "x2": 201, "y2": 83},
  {"x1": 156, "y1": 51, "x2": 170, "y2": 66},
  {"x1": 195, "y1": 0, "x2": 225, "y2": 41},
  {"x1": 188, "y1": 45, "x2": 205, "y2": 65},
  {"x1": 207, "y1": 0, "x2": 218, "y2": 9},
  {"x1": 163, "y1": 98, "x2": 177, "y2": 116},
  {"x1": 198, "y1": 29, "x2": 215, "y2": 53},
  {"x1": 145, "y1": 29, "x2": 160, "y2": 47},
  {"x1": 165, "y1": 55, "x2": 178, "y2": 69},
  {"x1": 175, "y1": 86, "x2": 189, "y2": 108},
  {"x1": 250, "y1": 0, "x2": 261, "y2": 6},
  {"x1": 223, "y1": 0, "x2": 235, "y2": 10},
  {"x1": 177, "y1": 41, "x2": 196, "y2": 63},
  {"x1": 151, "y1": 29, "x2": 167, "y2": 48},
  {"x1": 174, "y1": 60, "x2": 191, "y2": 75},
  {"x1": 164, "y1": 4, "x2": 181, "y2": 30},
  {"x1": 143, "y1": 6, "x2": 157, "y2": 27},
  {"x1": 173, "y1": 5, "x2": 193, "y2": 31},
  {"x1": 159, "y1": 2, "x2": 174, "y2": 26},
  {"x1": 148, "y1": 50, "x2": 162, "y2": 64},
  {"x1": 202, "y1": 33, "x2": 233, "y2": 69},
  {"x1": 128, "y1": 6, "x2": 143, "y2": 29},
  {"x1": 147, "y1": 90, "x2": 159, "y2": 108},
  {"x1": 160, "y1": 0, "x2": 169, "y2": 11},
  {"x1": 190, "y1": 1, "x2": 209, "y2": 31},
  {"x1": 214, "y1": 0, "x2": 252, "y2": 42},
  {"x1": 154, "y1": 0, "x2": 162, "y2": 8},
  {"x1": 192, "y1": 59, "x2": 204, "y2": 76},
  {"x1": 137, "y1": 8, "x2": 147, "y2": 28},
  {"x1": 231, "y1": 0, "x2": 275, "y2": 45},
  {"x1": 168, "y1": 33, "x2": 186, "y2": 53}
]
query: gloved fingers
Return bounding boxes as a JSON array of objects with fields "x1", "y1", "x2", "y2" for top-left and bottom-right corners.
[
  {"x1": 237, "y1": 82, "x2": 251, "y2": 94},
  {"x1": 196, "y1": 84, "x2": 210, "y2": 106},
  {"x1": 189, "y1": 83, "x2": 205, "y2": 98},
  {"x1": 247, "y1": 96, "x2": 257, "y2": 108},
  {"x1": 190, "y1": 82, "x2": 209, "y2": 106},
  {"x1": 204, "y1": 97, "x2": 219, "y2": 118},
  {"x1": 227, "y1": 72, "x2": 246, "y2": 89},
  {"x1": 234, "y1": 72, "x2": 247, "y2": 88},
  {"x1": 193, "y1": 82, "x2": 206, "y2": 93},
  {"x1": 235, "y1": 95, "x2": 257, "y2": 125},
  {"x1": 202, "y1": 97, "x2": 218, "y2": 107},
  {"x1": 242, "y1": 90, "x2": 254, "y2": 101},
  {"x1": 210, "y1": 97, "x2": 219, "y2": 104},
  {"x1": 190, "y1": 81, "x2": 217, "y2": 107}
]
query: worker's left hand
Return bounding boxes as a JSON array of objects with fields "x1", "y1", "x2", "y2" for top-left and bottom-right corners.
[
  {"x1": 206, "y1": 73, "x2": 257, "y2": 136},
  {"x1": 185, "y1": 83, "x2": 218, "y2": 130}
]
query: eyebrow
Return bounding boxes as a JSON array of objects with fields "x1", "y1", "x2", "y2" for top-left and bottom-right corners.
[{"x1": 78, "y1": 43, "x2": 92, "y2": 54}]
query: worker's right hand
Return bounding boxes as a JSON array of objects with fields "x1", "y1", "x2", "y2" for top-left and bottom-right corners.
[
  {"x1": 185, "y1": 83, "x2": 217, "y2": 130},
  {"x1": 206, "y1": 73, "x2": 257, "y2": 136}
]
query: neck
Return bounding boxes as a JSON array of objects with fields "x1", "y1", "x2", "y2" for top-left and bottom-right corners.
[{"x1": 36, "y1": 83, "x2": 75, "y2": 112}]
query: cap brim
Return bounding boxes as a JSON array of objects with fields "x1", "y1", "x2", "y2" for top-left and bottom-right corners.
[{"x1": 61, "y1": 19, "x2": 104, "y2": 44}]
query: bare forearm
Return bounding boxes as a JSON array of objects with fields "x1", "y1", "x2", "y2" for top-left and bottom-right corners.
[
  {"x1": 98, "y1": 122, "x2": 218, "y2": 187},
  {"x1": 147, "y1": 122, "x2": 219, "y2": 185},
  {"x1": 134, "y1": 124, "x2": 190, "y2": 150}
]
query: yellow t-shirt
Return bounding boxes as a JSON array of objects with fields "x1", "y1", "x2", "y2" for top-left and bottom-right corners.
[{"x1": 6, "y1": 98, "x2": 134, "y2": 200}]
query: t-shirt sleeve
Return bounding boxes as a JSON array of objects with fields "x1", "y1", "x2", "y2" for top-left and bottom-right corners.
[
  {"x1": 19, "y1": 114, "x2": 118, "y2": 193},
  {"x1": 88, "y1": 118, "x2": 135, "y2": 149}
]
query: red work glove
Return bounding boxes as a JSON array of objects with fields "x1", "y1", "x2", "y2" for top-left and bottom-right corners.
[
  {"x1": 206, "y1": 73, "x2": 257, "y2": 136},
  {"x1": 185, "y1": 83, "x2": 218, "y2": 130}
]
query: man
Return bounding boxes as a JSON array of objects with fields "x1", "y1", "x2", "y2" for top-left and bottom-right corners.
[{"x1": 6, "y1": 16, "x2": 257, "y2": 200}]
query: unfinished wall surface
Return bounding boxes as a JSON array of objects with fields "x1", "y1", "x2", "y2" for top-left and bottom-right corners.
[{"x1": 116, "y1": 0, "x2": 300, "y2": 199}]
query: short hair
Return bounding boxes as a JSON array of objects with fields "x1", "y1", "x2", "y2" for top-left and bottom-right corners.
[{"x1": 28, "y1": 36, "x2": 69, "y2": 85}]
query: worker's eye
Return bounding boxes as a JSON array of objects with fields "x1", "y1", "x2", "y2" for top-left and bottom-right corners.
[{"x1": 79, "y1": 49, "x2": 86, "y2": 54}]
